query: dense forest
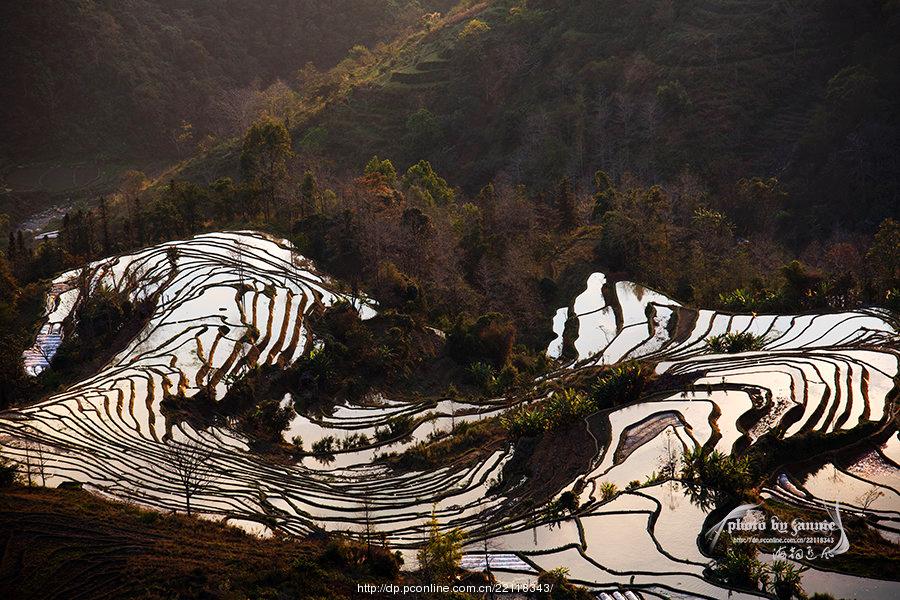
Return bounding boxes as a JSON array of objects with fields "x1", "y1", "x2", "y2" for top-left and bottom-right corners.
[
  {"x1": 0, "y1": 0, "x2": 456, "y2": 160},
  {"x1": 172, "y1": 0, "x2": 900, "y2": 237}
]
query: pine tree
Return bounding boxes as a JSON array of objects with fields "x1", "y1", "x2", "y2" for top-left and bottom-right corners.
[
  {"x1": 99, "y1": 196, "x2": 111, "y2": 255},
  {"x1": 555, "y1": 176, "x2": 578, "y2": 231}
]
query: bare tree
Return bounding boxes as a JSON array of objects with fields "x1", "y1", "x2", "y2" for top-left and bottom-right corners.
[
  {"x1": 164, "y1": 438, "x2": 216, "y2": 516},
  {"x1": 362, "y1": 497, "x2": 376, "y2": 559},
  {"x1": 858, "y1": 488, "x2": 885, "y2": 512},
  {"x1": 30, "y1": 439, "x2": 48, "y2": 487}
]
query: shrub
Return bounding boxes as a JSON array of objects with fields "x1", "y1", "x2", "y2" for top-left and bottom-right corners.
[
  {"x1": 467, "y1": 361, "x2": 497, "y2": 390},
  {"x1": 536, "y1": 567, "x2": 593, "y2": 600},
  {"x1": 447, "y1": 312, "x2": 516, "y2": 369},
  {"x1": 768, "y1": 560, "x2": 805, "y2": 600},
  {"x1": 591, "y1": 362, "x2": 648, "y2": 408},
  {"x1": 709, "y1": 545, "x2": 767, "y2": 590},
  {"x1": 681, "y1": 447, "x2": 753, "y2": 508},
  {"x1": 705, "y1": 332, "x2": 767, "y2": 354},
  {"x1": 501, "y1": 388, "x2": 593, "y2": 438},
  {"x1": 368, "y1": 546, "x2": 402, "y2": 579},
  {"x1": 547, "y1": 490, "x2": 580, "y2": 520},
  {"x1": 321, "y1": 537, "x2": 364, "y2": 568},
  {"x1": 240, "y1": 398, "x2": 294, "y2": 443},
  {"x1": 718, "y1": 288, "x2": 778, "y2": 312},
  {"x1": 0, "y1": 458, "x2": 18, "y2": 486},
  {"x1": 375, "y1": 414, "x2": 414, "y2": 442},
  {"x1": 599, "y1": 481, "x2": 618, "y2": 501},
  {"x1": 458, "y1": 18, "x2": 491, "y2": 42},
  {"x1": 656, "y1": 79, "x2": 691, "y2": 113}
]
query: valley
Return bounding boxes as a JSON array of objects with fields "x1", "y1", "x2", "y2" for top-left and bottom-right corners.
[{"x1": 2, "y1": 231, "x2": 897, "y2": 599}]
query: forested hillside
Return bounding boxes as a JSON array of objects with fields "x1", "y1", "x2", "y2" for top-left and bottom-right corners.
[
  {"x1": 254, "y1": 0, "x2": 897, "y2": 237},
  {"x1": 0, "y1": 0, "x2": 455, "y2": 160}
]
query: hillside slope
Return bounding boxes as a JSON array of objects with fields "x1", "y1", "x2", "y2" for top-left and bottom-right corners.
[
  {"x1": 176, "y1": 0, "x2": 899, "y2": 237},
  {"x1": 0, "y1": 0, "x2": 455, "y2": 161},
  {"x1": 0, "y1": 485, "x2": 397, "y2": 600}
]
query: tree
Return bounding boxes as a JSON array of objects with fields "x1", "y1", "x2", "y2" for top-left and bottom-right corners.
[
  {"x1": 298, "y1": 170, "x2": 320, "y2": 219},
  {"x1": 857, "y1": 487, "x2": 885, "y2": 512},
  {"x1": 16, "y1": 230, "x2": 26, "y2": 257},
  {"x1": 0, "y1": 457, "x2": 18, "y2": 487},
  {"x1": 164, "y1": 438, "x2": 216, "y2": 516},
  {"x1": 121, "y1": 170, "x2": 148, "y2": 245},
  {"x1": 362, "y1": 498, "x2": 376, "y2": 559},
  {"x1": 417, "y1": 510, "x2": 464, "y2": 584},
  {"x1": 148, "y1": 197, "x2": 183, "y2": 243},
  {"x1": 456, "y1": 203, "x2": 486, "y2": 280},
  {"x1": 404, "y1": 108, "x2": 442, "y2": 155},
  {"x1": 98, "y1": 196, "x2": 111, "y2": 255},
  {"x1": 160, "y1": 180, "x2": 208, "y2": 234},
  {"x1": 402, "y1": 160, "x2": 454, "y2": 206},
  {"x1": 781, "y1": 260, "x2": 823, "y2": 309},
  {"x1": 20, "y1": 435, "x2": 48, "y2": 487},
  {"x1": 555, "y1": 176, "x2": 578, "y2": 231},
  {"x1": 656, "y1": 79, "x2": 691, "y2": 114},
  {"x1": 867, "y1": 218, "x2": 899, "y2": 302},
  {"x1": 364, "y1": 155, "x2": 397, "y2": 186},
  {"x1": 591, "y1": 170, "x2": 615, "y2": 220},
  {"x1": 731, "y1": 177, "x2": 788, "y2": 236},
  {"x1": 240, "y1": 117, "x2": 292, "y2": 221}
]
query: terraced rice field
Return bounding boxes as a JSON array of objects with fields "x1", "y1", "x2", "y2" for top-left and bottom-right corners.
[{"x1": 2, "y1": 233, "x2": 898, "y2": 599}]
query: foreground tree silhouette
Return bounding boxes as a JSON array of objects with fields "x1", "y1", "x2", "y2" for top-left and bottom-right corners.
[{"x1": 164, "y1": 438, "x2": 216, "y2": 516}]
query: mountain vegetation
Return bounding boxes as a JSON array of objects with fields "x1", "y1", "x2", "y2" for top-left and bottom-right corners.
[
  {"x1": 0, "y1": 481, "x2": 402, "y2": 600},
  {"x1": 0, "y1": 0, "x2": 456, "y2": 160},
  {"x1": 0, "y1": 2, "x2": 898, "y2": 598}
]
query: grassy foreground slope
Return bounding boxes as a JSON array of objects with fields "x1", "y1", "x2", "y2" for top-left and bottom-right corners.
[{"x1": 0, "y1": 485, "x2": 397, "y2": 600}]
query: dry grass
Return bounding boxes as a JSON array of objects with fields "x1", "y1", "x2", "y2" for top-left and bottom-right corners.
[{"x1": 0, "y1": 485, "x2": 396, "y2": 600}]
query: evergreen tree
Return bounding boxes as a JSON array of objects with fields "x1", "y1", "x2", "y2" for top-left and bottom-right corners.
[
  {"x1": 299, "y1": 170, "x2": 320, "y2": 219},
  {"x1": 240, "y1": 117, "x2": 292, "y2": 222},
  {"x1": 555, "y1": 176, "x2": 578, "y2": 231},
  {"x1": 591, "y1": 170, "x2": 615, "y2": 220},
  {"x1": 99, "y1": 196, "x2": 111, "y2": 255}
]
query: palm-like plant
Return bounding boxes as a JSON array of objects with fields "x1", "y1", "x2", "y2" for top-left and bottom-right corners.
[{"x1": 768, "y1": 560, "x2": 805, "y2": 600}]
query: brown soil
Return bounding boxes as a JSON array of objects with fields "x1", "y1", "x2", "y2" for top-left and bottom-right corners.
[{"x1": 0, "y1": 485, "x2": 397, "y2": 600}]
